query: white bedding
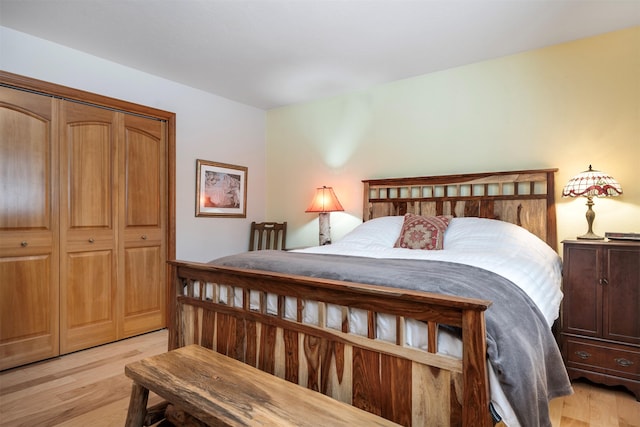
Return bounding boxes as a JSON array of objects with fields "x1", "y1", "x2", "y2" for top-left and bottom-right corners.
[
  {"x1": 198, "y1": 217, "x2": 562, "y2": 425},
  {"x1": 290, "y1": 216, "x2": 564, "y2": 427},
  {"x1": 294, "y1": 216, "x2": 563, "y2": 327}
]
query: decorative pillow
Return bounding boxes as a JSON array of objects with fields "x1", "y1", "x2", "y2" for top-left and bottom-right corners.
[{"x1": 393, "y1": 214, "x2": 451, "y2": 250}]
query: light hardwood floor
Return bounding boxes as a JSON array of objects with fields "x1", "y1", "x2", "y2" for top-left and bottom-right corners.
[
  {"x1": 0, "y1": 330, "x2": 168, "y2": 427},
  {"x1": 1, "y1": 329, "x2": 638, "y2": 426}
]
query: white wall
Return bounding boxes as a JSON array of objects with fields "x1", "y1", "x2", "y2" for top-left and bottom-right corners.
[
  {"x1": 267, "y1": 27, "x2": 640, "y2": 251},
  {"x1": 1, "y1": 26, "x2": 267, "y2": 262},
  {"x1": 4, "y1": 26, "x2": 638, "y2": 257}
]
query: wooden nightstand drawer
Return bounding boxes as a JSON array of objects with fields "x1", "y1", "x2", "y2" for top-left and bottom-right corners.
[{"x1": 566, "y1": 338, "x2": 639, "y2": 377}]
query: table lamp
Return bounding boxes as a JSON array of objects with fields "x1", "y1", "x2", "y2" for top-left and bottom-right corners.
[
  {"x1": 562, "y1": 165, "x2": 623, "y2": 240},
  {"x1": 305, "y1": 186, "x2": 344, "y2": 245}
]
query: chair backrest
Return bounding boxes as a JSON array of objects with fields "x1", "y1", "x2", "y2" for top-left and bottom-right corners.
[{"x1": 249, "y1": 221, "x2": 287, "y2": 251}]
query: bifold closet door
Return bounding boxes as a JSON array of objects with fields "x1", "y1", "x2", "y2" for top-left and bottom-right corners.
[
  {"x1": 0, "y1": 87, "x2": 60, "y2": 370},
  {"x1": 120, "y1": 114, "x2": 166, "y2": 338},
  {"x1": 59, "y1": 101, "x2": 119, "y2": 354},
  {"x1": 1, "y1": 76, "x2": 170, "y2": 368},
  {"x1": 59, "y1": 102, "x2": 167, "y2": 353}
]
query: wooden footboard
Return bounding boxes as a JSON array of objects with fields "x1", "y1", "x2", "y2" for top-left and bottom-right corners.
[{"x1": 168, "y1": 260, "x2": 493, "y2": 427}]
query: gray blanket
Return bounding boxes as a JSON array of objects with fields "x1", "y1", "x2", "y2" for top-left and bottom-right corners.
[{"x1": 211, "y1": 250, "x2": 572, "y2": 426}]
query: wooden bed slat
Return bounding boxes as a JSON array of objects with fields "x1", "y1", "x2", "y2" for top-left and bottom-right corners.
[{"x1": 352, "y1": 347, "x2": 383, "y2": 416}]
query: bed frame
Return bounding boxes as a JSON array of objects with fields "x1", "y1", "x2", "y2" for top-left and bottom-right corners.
[
  {"x1": 168, "y1": 168, "x2": 558, "y2": 426},
  {"x1": 363, "y1": 168, "x2": 557, "y2": 248}
]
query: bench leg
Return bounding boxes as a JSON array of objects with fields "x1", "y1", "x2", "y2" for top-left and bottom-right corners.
[{"x1": 125, "y1": 382, "x2": 149, "y2": 427}]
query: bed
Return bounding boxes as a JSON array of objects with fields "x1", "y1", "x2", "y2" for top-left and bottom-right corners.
[{"x1": 168, "y1": 168, "x2": 572, "y2": 427}]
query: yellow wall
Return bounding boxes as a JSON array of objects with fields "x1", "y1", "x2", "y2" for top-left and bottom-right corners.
[{"x1": 267, "y1": 27, "x2": 640, "y2": 251}]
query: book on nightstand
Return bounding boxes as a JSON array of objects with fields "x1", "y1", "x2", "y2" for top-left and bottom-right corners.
[{"x1": 605, "y1": 232, "x2": 640, "y2": 241}]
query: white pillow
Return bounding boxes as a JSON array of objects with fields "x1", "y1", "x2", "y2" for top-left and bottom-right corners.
[
  {"x1": 337, "y1": 216, "x2": 404, "y2": 248},
  {"x1": 444, "y1": 217, "x2": 558, "y2": 262}
]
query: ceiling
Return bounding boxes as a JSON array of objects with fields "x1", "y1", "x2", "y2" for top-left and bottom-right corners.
[{"x1": 1, "y1": 0, "x2": 639, "y2": 110}]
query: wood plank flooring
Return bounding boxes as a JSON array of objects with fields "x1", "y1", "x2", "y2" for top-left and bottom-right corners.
[
  {"x1": 1, "y1": 328, "x2": 638, "y2": 426},
  {"x1": 1, "y1": 330, "x2": 168, "y2": 427}
]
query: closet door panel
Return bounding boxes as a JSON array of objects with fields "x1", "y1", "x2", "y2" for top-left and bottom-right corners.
[
  {"x1": 59, "y1": 101, "x2": 118, "y2": 353},
  {"x1": 120, "y1": 115, "x2": 166, "y2": 336},
  {"x1": 62, "y1": 250, "x2": 115, "y2": 352},
  {"x1": 67, "y1": 122, "x2": 112, "y2": 227},
  {"x1": 0, "y1": 87, "x2": 59, "y2": 370},
  {"x1": 0, "y1": 255, "x2": 57, "y2": 370},
  {"x1": 0, "y1": 102, "x2": 50, "y2": 228},
  {"x1": 0, "y1": 257, "x2": 51, "y2": 337},
  {"x1": 123, "y1": 246, "x2": 163, "y2": 335},
  {"x1": 124, "y1": 121, "x2": 161, "y2": 226}
]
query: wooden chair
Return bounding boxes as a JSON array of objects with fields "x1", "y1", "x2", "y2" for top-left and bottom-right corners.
[{"x1": 249, "y1": 221, "x2": 287, "y2": 251}]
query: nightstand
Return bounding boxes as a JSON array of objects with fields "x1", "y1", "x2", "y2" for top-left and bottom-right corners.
[{"x1": 560, "y1": 239, "x2": 640, "y2": 400}]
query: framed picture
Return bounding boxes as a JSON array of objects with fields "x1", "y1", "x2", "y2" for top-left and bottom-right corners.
[{"x1": 195, "y1": 159, "x2": 247, "y2": 218}]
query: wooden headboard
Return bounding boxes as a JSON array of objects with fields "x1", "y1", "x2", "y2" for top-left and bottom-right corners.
[{"x1": 363, "y1": 168, "x2": 558, "y2": 248}]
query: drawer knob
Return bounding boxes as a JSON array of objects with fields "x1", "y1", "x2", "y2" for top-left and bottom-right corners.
[
  {"x1": 575, "y1": 350, "x2": 591, "y2": 360},
  {"x1": 20, "y1": 241, "x2": 28, "y2": 247},
  {"x1": 141, "y1": 235, "x2": 148, "y2": 240},
  {"x1": 615, "y1": 358, "x2": 633, "y2": 367},
  {"x1": 88, "y1": 238, "x2": 95, "y2": 243}
]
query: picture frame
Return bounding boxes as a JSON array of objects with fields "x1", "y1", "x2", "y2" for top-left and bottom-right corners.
[{"x1": 195, "y1": 159, "x2": 247, "y2": 218}]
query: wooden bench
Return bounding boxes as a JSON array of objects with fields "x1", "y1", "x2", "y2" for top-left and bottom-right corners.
[{"x1": 124, "y1": 344, "x2": 401, "y2": 426}]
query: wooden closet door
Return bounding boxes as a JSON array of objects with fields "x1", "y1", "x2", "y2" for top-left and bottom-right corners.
[
  {"x1": 119, "y1": 114, "x2": 166, "y2": 337},
  {"x1": 59, "y1": 101, "x2": 118, "y2": 354},
  {"x1": 0, "y1": 87, "x2": 60, "y2": 370}
]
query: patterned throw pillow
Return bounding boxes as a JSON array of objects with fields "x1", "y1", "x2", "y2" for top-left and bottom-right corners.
[{"x1": 393, "y1": 214, "x2": 451, "y2": 250}]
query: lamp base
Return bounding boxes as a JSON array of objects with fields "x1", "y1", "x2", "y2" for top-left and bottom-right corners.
[
  {"x1": 577, "y1": 196, "x2": 603, "y2": 240},
  {"x1": 577, "y1": 231, "x2": 604, "y2": 240},
  {"x1": 318, "y1": 212, "x2": 332, "y2": 246}
]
